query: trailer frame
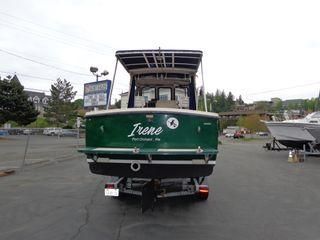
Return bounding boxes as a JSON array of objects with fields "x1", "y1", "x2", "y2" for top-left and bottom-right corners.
[{"x1": 104, "y1": 176, "x2": 209, "y2": 212}]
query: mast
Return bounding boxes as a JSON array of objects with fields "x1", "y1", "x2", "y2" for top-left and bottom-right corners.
[
  {"x1": 107, "y1": 58, "x2": 119, "y2": 110},
  {"x1": 200, "y1": 59, "x2": 208, "y2": 112}
]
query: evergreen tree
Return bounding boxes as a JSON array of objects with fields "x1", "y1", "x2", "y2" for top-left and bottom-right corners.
[
  {"x1": 0, "y1": 75, "x2": 39, "y2": 125},
  {"x1": 44, "y1": 78, "x2": 77, "y2": 127},
  {"x1": 236, "y1": 95, "x2": 244, "y2": 105},
  {"x1": 198, "y1": 89, "x2": 241, "y2": 113},
  {"x1": 226, "y1": 91, "x2": 235, "y2": 110},
  {"x1": 220, "y1": 90, "x2": 227, "y2": 111}
]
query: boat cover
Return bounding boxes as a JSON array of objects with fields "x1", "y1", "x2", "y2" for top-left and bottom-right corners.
[{"x1": 115, "y1": 49, "x2": 202, "y2": 75}]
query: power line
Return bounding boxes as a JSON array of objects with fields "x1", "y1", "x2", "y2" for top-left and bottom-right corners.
[
  {"x1": 0, "y1": 18, "x2": 113, "y2": 56},
  {"x1": 0, "y1": 70, "x2": 126, "y2": 93},
  {"x1": 0, "y1": 11, "x2": 115, "y2": 51},
  {"x1": 0, "y1": 71, "x2": 55, "y2": 81},
  {"x1": 0, "y1": 48, "x2": 92, "y2": 73},
  {"x1": 0, "y1": 48, "x2": 91, "y2": 77},
  {"x1": 24, "y1": 87, "x2": 50, "y2": 93},
  {"x1": 246, "y1": 81, "x2": 320, "y2": 96},
  {"x1": 24, "y1": 87, "x2": 83, "y2": 99},
  {"x1": 0, "y1": 70, "x2": 86, "y2": 86}
]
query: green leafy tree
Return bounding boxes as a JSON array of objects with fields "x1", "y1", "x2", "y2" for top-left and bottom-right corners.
[
  {"x1": 220, "y1": 118, "x2": 237, "y2": 131},
  {"x1": 236, "y1": 114, "x2": 267, "y2": 132},
  {"x1": 0, "y1": 75, "x2": 39, "y2": 126},
  {"x1": 73, "y1": 99, "x2": 84, "y2": 109},
  {"x1": 304, "y1": 98, "x2": 316, "y2": 112},
  {"x1": 274, "y1": 100, "x2": 283, "y2": 112},
  {"x1": 255, "y1": 102, "x2": 271, "y2": 111},
  {"x1": 27, "y1": 117, "x2": 51, "y2": 128},
  {"x1": 44, "y1": 78, "x2": 77, "y2": 127}
]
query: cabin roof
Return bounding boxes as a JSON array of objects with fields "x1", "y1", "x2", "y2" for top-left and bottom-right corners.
[{"x1": 115, "y1": 49, "x2": 203, "y2": 75}]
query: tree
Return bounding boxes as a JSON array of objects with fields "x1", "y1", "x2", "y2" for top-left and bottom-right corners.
[
  {"x1": 44, "y1": 78, "x2": 77, "y2": 127},
  {"x1": 198, "y1": 89, "x2": 239, "y2": 113},
  {"x1": 255, "y1": 101, "x2": 271, "y2": 111},
  {"x1": 226, "y1": 92, "x2": 235, "y2": 110},
  {"x1": 236, "y1": 114, "x2": 267, "y2": 132},
  {"x1": 236, "y1": 95, "x2": 244, "y2": 105},
  {"x1": 27, "y1": 117, "x2": 51, "y2": 128},
  {"x1": 0, "y1": 75, "x2": 39, "y2": 126},
  {"x1": 72, "y1": 99, "x2": 84, "y2": 110},
  {"x1": 274, "y1": 100, "x2": 283, "y2": 112}
]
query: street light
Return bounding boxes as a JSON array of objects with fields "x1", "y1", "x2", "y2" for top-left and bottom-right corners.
[{"x1": 90, "y1": 66, "x2": 109, "y2": 82}]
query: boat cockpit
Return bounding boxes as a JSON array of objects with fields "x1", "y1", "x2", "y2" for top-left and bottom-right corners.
[
  {"x1": 115, "y1": 50, "x2": 202, "y2": 111},
  {"x1": 129, "y1": 73, "x2": 197, "y2": 109}
]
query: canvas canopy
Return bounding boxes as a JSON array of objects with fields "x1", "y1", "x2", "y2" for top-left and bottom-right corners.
[{"x1": 115, "y1": 49, "x2": 203, "y2": 76}]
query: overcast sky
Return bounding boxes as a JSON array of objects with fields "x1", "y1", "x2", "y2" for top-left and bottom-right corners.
[{"x1": 1, "y1": 0, "x2": 320, "y2": 103}]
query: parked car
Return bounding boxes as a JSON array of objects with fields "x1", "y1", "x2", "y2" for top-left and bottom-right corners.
[
  {"x1": 233, "y1": 131, "x2": 244, "y2": 139},
  {"x1": 60, "y1": 129, "x2": 78, "y2": 137},
  {"x1": 225, "y1": 133, "x2": 234, "y2": 138},
  {"x1": 43, "y1": 128, "x2": 62, "y2": 136},
  {"x1": 8, "y1": 129, "x2": 24, "y2": 135},
  {"x1": 256, "y1": 131, "x2": 268, "y2": 136},
  {"x1": 23, "y1": 129, "x2": 34, "y2": 135},
  {"x1": 0, "y1": 130, "x2": 9, "y2": 136}
]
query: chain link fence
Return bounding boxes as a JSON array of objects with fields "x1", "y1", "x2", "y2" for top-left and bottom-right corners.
[{"x1": 0, "y1": 128, "x2": 85, "y2": 171}]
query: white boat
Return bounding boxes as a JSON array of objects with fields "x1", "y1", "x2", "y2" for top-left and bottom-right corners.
[{"x1": 263, "y1": 112, "x2": 320, "y2": 149}]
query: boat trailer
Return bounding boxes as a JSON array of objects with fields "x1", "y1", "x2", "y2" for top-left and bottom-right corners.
[
  {"x1": 299, "y1": 142, "x2": 320, "y2": 161},
  {"x1": 104, "y1": 177, "x2": 209, "y2": 213},
  {"x1": 263, "y1": 138, "x2": 292, "y2": 151}
]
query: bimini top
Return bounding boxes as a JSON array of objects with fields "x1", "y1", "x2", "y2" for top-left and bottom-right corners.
[{"x1": 115, "y1": 49, "x2": 203, "y2": 75}]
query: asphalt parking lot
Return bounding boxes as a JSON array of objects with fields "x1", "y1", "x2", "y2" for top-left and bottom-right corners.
[
  {"x1": 0, "y1": 137, "x2": 320, "y2": 240},
  {"x1": 0, "y1": 135, "x2": 83, "y2": 169}
]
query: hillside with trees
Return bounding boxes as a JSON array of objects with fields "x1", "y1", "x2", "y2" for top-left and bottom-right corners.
[{"x1": 198, "y1": 89, "x2": 243, "y2": 113}]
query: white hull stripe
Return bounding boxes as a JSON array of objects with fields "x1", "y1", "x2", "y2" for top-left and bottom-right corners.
[
  {"x1": 93, "y1": 147, "x2": 210, "y2": 153},
  {"x1": 94, "y1": 147, "x2": 136, "y2": 151},
  {"x1": 86, "y1": 107, "x2": 219, "y2": 118},
  {"x1": 87, "y1": 158, "x2": 216, "y2": 165},
  {"x1": 157, "y1": 149, "x2": 199, "y2": 152}
]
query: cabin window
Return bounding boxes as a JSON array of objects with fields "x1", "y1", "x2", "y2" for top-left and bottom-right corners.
[
  {"x1": 311, "y1": 112, "x2": 320, "y2": 118},
  {"x1": 140, "y1": 87, "x2": 155, "y2": 101},
  {"x1": 175, "y1": 87, "x2": 189, "y2": 109},
  {"x1": 140, "y1": 87, "x2": 156, "y2": 107},
  {"x1": 159, "y1": 88, "x2": 172, "y2": 101},
  {"x1": 175, "y1": 87, "x2": 187, "y2": 100}
]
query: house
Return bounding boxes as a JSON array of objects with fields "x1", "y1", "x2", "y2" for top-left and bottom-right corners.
[{"x1": 24, "y1": 90, "x2": 50, "y2": 115}]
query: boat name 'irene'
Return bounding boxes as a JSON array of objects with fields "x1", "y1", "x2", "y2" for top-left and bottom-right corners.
[{"x1": 128, "y1": 123, "x2": 163, "y2": 137}]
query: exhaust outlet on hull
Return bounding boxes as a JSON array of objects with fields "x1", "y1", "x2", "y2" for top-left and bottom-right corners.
[{"x1": 130, "y1": 161, "x2": 141, "y2": 172}]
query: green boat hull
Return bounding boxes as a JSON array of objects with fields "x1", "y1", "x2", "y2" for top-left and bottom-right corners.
[{"x1": 79, "y1": 108, "x2": 219, "y2": 178}]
